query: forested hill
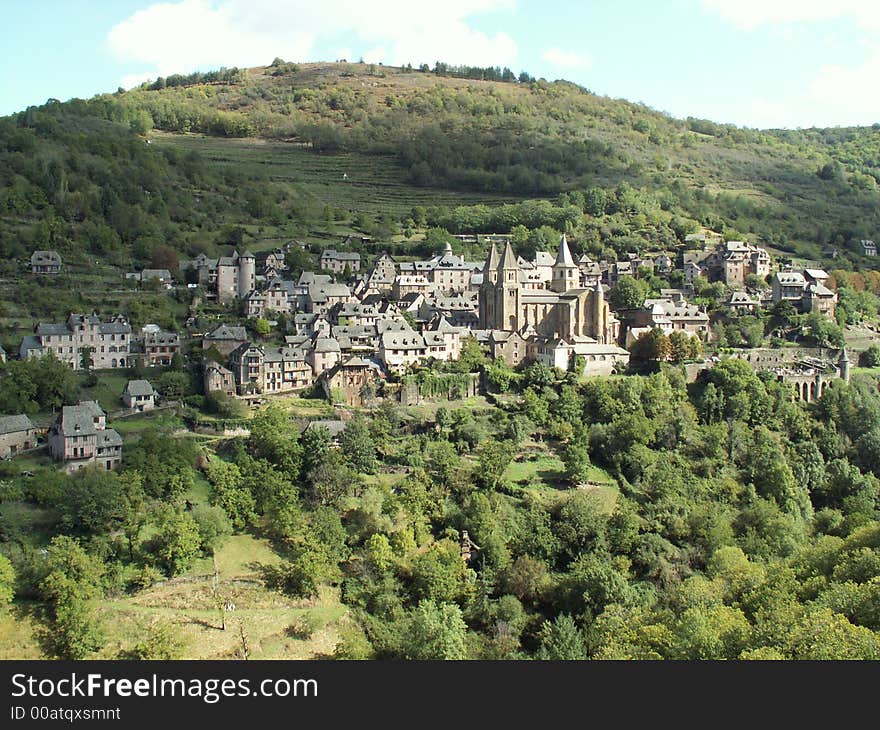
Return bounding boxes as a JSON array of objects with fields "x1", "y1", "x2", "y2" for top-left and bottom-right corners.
[{"x1": 2, "y1": 60, "x2": 880, "y2": 269}]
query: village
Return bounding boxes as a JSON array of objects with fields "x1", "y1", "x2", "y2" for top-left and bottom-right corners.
[{"x1": 0, "y1": 231, "x2": 866, "y2": 473}]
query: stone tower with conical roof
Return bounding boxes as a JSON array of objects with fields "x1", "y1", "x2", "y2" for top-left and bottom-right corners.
[
  {"x1": 551, "y1": 234, "x2": 578, "y2": 293},
  {"x1": 839, "y1": 348, "x2": 850, "y2": 384},
  {"x1": 478, "y1": 242, "x2": 500, "y2": 328},
  {"x1": 498, "y1": 240, "x2": 520, "y2": 332}
]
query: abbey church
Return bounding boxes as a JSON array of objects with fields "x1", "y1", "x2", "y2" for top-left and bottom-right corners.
[{"x1": 479, "y1": 234, "x2": 620, "y2": 344}]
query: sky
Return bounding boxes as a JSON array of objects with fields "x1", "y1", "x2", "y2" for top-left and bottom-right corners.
[{"x1": 2, "y1": 0, "x2": 880, "y2": 129}]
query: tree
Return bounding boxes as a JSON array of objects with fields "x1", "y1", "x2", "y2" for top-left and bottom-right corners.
[
  {"x1": 0, "y1": 554, "x2": 14, "y2": 608},
  {"x1": 39, "y1": 536, "x2": 104, "y2": 659},
  {"x1": 669, "y1": 331, "x2": 693, "y2": 363},
  {"x1": 410, "y1": 540, "x2": 474, "y2": 604},
  {"x1": 205, "y1": 459, "x2": 255, "y2": 527},
  {"x1": 450, "y1": 336, "x2": 487, "y2": 373},
  {"x1": 152, "y1": 506, "x2": 202, "y2": 576},
  {"x1": 609, "y1": 277, "x2": 648, "y2": 311},
  {"x1": 804, "y1": 311, "x2": 845, "y2": 348},
  {"x1": 157, "y1": 371, "x2": 190, "y2": 399},
  {"x1": 300, "y1": 425, "x2": 332, "y2": 476},
  {"x1": 265, "y1": 539, "x2": 333, "y2": 599},
  {"x1": 305, "y1": 448, "x2": 356, "y2": 506},
  {"x1": 205, "y1": 391, "x2": 247, "y2": 418},
  {"x1": 562, "y1": 439, "x2": 593, "y2": 485},
  {"x1": 338, "y1": 416, "x2": 377, "y2": 474},
  {"x1": 584, "y1": 187, "x2": 607, "y2": 216},
  {"x1": 672, "y1": 604, "x2": 751, "y2": 659},
  {"x1": 248, "y1": 318, "x2": 270, "y2": 337},
  {"x1": 122, "y1": 620, "x2": 183, "y2": 659},
  {"x1": 536, "y1": 614, "x2": 588, "y2": 660},
  {"x1": 403, "y1": 600, "x2": 468, "y2": 660},
  {"x1": 248, "y1": 405, "x2": 302, "y2": 480},
  {"x1": 630, "y1": 327, "x2": 671, "y2": 362},
  {"x1": 59, "y1": 466, "x2": 125, "y2": 535},
  {"x1": 787, "y1": 608, "x2": 880, "y2": 660},
  {"x1": 860, "y1": 345, "x2": 880, "y2": 368},
  {"x1": 192, "y1": 504, "x2": 233, "y2": 554},
  {"x1": 150, "y1": 245, "x2": 178, "y2": 271},
  {"x1": 475, "y1": 439, "x2": 514, "y2": 491}
]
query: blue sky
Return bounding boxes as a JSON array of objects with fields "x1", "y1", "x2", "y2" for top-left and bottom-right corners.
[{"x1": 3, "y1": 0, "x2": 880, "y2": 128}]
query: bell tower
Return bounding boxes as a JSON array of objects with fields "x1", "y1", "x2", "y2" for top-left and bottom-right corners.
[
  {"x1": 551, "y1": 234, "x2": 578, "y2": 293},
  {"x1": 498, "y1": 240, "x2": 520, "y2": 332},
  {"x1": 479, "y1": 242, "x2": 500, "y2": 328}
]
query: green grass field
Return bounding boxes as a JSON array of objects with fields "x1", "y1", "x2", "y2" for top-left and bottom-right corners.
[
  {"x1": 0, "y1": 534, "x2": 347, "y2": 660},
  {"x1": 152, "y1": 132, "x2": 525, "y2": 216}
]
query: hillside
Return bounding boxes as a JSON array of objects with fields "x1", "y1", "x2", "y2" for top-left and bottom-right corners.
[{"x1": 2, "y1": 60, "x2": 880, "y2": 274}]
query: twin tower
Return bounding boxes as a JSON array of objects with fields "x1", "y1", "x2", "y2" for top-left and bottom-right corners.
[{"x1": 478, "y1": 234, "x2": 618, "y2": 344}]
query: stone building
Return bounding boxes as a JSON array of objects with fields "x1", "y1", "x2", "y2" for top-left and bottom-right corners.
[
  {"x1": 202, "y1": 324, "x2": 249, "y2": 357},
  {"x1": 320, "y1": 249, "x2": 361, "y2": 273},
  {"x1": 319, "y1": 356, "x2": 384, "y2": 406},
  {"x1": 122, "y1": 380, "x2": 158, "y2": 412},
  {"x1": 30, "y1": 250, "x2": 62, "y2": 274},
  {"x1": 48, "y1": 401, "x2": 122, "y2": 472},
  {"x1": 0, "y1": 415, "x2": 37, "y2": 458},
  {"x1": 143, "y1": 330, "x2": 181, "y2": 366},
  {"x1": 21, "y1": 313, "x2": 131, "y2": 369},
  {"x1": 479, "y1": 235, "x2": 619, "y2": 344},
  {"x1": 204, "y1": 361, "x2": 236, "y2": 396},
  {"x1": 179, "y1": 251, "x2": 255, "y2": 302},
  {"x1": 229, "y1": 343, "x2": 312, "y2": 394}
]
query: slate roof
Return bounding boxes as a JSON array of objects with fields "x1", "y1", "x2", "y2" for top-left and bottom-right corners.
[
  {"x1": 31, "y1": 250, "x2": 61, "y2": 265},
  {"x1": 59, "y1": 402, "x2": 105, "y2": 436},
  {"x1": 206, "y1": 324, "x2": 248, "y2": 341},
  {"x1": 98, "y1": 430, "x2": 123, "y2": 448},
  {"x1": 36, "y1": 323, "x2": 71, "y2": 336},
  {"x1": 124, "y1": 380, "x2": 156, "y2": 397},
  {"x1": 0, "y1": 414, "x2": 35, "y2": 435},
  {"x1": 313, "y1": 337, "x2": 341, "y2": 353}
]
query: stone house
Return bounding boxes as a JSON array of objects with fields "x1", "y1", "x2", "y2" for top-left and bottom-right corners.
[
  {"x1": 379, "y1": 330, "x2": 428, "y2": 375},
  {"x1": 320, "y1": 249, "x2": 361, "y2": 274},
  {"x1": 48, "y1": 401, "x2": 122, "y2": 472},
  {"x1": 309, "y1": 337, "x2": 341, "y2": 376},
  {"x1": 0, "y1": 415, "x2": 37, "y2": 458},
  {"x1": 30, "y1": 250, "x2": 62, "y2": 274},
  {"x1": 22, "y1": 313, "x2": 131, "y2": 369},
  {"x1": 488, "y1": 329, "x2": 528, "y2": 367},
  {"x1": 229, "y1": 343, "x2": 313, "y2": 394},
  {"x1": 144, "y1": 330, "x2": 181, "y2": 366},
  {"x1": 203, "y1": 324, "x2": 249, "y2": 357},
  {"x1": 320, "y1": 356, "x2": 384, "y2": 406},
  {"x1": 204, "y1": 361, "x2": 236, "y2": 396},
  {"x1": 122, "y1": 380, "x2": 158, "y2": 412}
]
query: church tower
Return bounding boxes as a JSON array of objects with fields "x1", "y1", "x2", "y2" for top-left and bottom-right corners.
[
  {"x1": 497, "y1": 240, "x2": 520, "y2": 332},
  {"x1": 479, "y1": 242, "x2": 500, "y2": 328},
  {"x1": 590, "y1": 281, "x2": 603, "y2": 343},
  {"x1": 551, "y1": 234, "x2": 578, "y2": 293}
]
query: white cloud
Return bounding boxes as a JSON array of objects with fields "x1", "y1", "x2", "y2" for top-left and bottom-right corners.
[
  {"x1": 700, "y1": 0, "x2": 880, "y2": 30},
  {"x1": 119, "y1": 71, "x2": 158, "y2": 90},
  {"x1": 106, "y1": 0, "x2": 518, "y2": 85},
  {"x1": 701, "y1": 0, "x2": 880, "y2": 126},
  {"x1": 541, "y1": 47, "x2": 591, "y2": 69},
  {"x1": 808, "y1": 50, "x2": 880, "y2": 125}
]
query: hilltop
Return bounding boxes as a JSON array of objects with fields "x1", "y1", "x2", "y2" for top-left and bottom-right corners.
[{"x1": 2, "y1": 60, "x2": 880, "y2": 275}]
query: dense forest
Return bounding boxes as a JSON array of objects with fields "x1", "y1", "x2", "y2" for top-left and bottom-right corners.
[{"x1": 3, "y1": 357, "x2": 880, "y2": 659}]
